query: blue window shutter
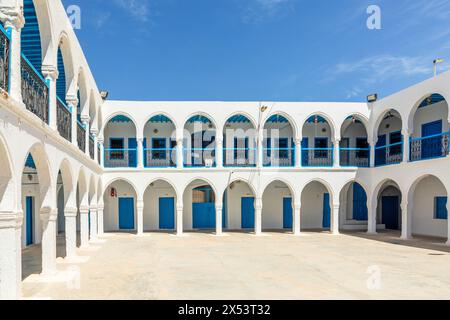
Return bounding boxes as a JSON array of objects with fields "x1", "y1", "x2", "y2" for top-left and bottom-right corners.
[{"x1": 435, "y1": 197, "x2": 448, "y2": 220}]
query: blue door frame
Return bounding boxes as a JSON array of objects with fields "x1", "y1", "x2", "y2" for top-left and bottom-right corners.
[
  {"x1": 352, "y1": 183, "x2": 368, "y2": 221},
  {"x1": 128, "y1": 138, "x2": 137, "y2": 167},
  {"x1": 283, "y1": 197, "x2": 293, "y2": 229},
  {"x1": 241, "y1": 197, "x2": 255, "y2": 229},
  {"x1": 375, "y1": 135, "x2": 386, "y2": 165},
  {"x1": 323, "y1": 193, "x2": 331, "y2": 229},
  {"x1": 382, "y1": 196, "x2": 399, "y2": 230},
  {"x1": 159, "y1": 197, "x2": 175, "y2": 230},
  {"x1": 193, "y1": 203, "x2": 216, "y2": 229},
  {"x1": 26, "y1": 196, "x2": 33, "y2": 246},
  {"x1": 422, "y1": 120, "x2": 442, "y2": 159},
  {"x1": 118, "y1": 197, "x2": 135, "y2": 230}
]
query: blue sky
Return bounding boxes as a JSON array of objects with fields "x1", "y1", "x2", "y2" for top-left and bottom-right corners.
[{"x1": 62, "y1": 0, "x2": 450, "y2": 102}]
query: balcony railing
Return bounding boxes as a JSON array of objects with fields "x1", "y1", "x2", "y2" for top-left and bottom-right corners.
[
  {"x1": 21, "y1": 54, "x2": 49, "y2": 124},
  {"x1": 263, "y1": 148, "x2": 295, "y2": 167},
  {"x1": 410, "y1": 132, "x2": 449, "y2": 162},
  {"x1": 224, "y1": 148, "x2": 257, "y2": 167},
  {"x1": 184, "y1": 148, "x2": 216, "y2": 168},
  {"x1": 375, "y1": 142, "x2": 403, "y2": 167},
  {"x1": 77, "y1": 121, "x2": 86, "y2": 153},
  {"x1": 104, "y1": 148, "x2": 137, "y2": 168},
  {"x1": 56, "y1": 96, "x2": 72, "y2": 142},
  {"x1": 144, "y1": 148, "x2": 177, "y2": 168},
  {"x1": 0, "y1": 25, "x2": 9, "y2": 93},
  {"x1": 340, "y1": 148, "x2": 370, "y2": 167},
  {"x1": 301, "y1": 148, "x2": 333, "y2": 167},
  {"x1": 89, "y1": 135, "x2": 95, "y2": 159}
]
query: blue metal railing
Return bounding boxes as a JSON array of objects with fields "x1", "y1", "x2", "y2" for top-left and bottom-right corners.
[
  {"x1": 375, "y1": 142, "x2": 403, "y2": 167},
  {"x1": 77, "y1": 120, "x2": 86, "y2": 152},
  {"x1": 144, "y1": 148, "x2": 177, "y2": 168},
  {"x1": 301, "y1": 148, "x2": 333, "y2": 167},
  {"x1": 263, "y1": 147, "x2": 296, "y2": 167},
  {"x1": 56, "y1": 96, "x2": 72, "y2": 142},
  {"x1": 21, "y1": 53, "x2": 49, "y2": 124},
  {"x1": 223, "y1": 148, "x2": 257, "y2": 167},
  {"x1": 183, "y1": 148, "x2": 216, "y2": 167},
  {"x1": 0, "y1": 24, "x2": 10, "y2": 93},
  {"x1": 340, "y1": 148, "x2": 370, "y2": 167},
  {"x1": 104, "y1": 148, "x2": 138, "y2": 168},
  {"x1": 410, "y1": 132, "x2": 449, "y2": 162}
]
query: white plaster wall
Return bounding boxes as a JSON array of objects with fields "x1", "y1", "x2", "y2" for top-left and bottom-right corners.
[
  {"x1": 143, "y1": 180, "x2": 177, "y2": 231},
  {"x1": 104, "y1": 122, "x2": 137, "y2": 149},
  {"x1": 301, "y1": 181, "x2": 328, "y2": 229},
  {"x1": 262, "y1": 182, "x2": 291, "y2": 229},
  {"x1": 104, "y1": 180, "x2": 137, "y2": 231},
  {"x1": 302, "y1": 122, "x2": 332, "y2": 146},
  {"x1": 341, "y1": 122, "x2": 368, "y2": 148},
  {"x1": 224, "y1": 182, "x2": 254, "y2": 230},
  {"x1": 378, "y1": 116, "x2": 402, "y2": 141},
  {"x1": 412, "y1": 176, "x2": 448, "y2": 238}
]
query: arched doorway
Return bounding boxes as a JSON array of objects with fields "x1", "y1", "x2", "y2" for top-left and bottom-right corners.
[
  {"x1": 302, "y1": 115, "x2": 334, "y2": 167},
  {"x1": 375, "y1": 110, "x2": 403, "y2": 166},
  {"x1": 376, "y1": 180, "x2": 402, "y2": 232},
  {"x1": 222, "y1": 180, "x2": 256, "y2": 230},
  {"x1": 301, "y1": 181, "x2": 332, "y2": 231},
  {"x1": 223, "y1": 115, "x2": 257, "y2": 167},
  {"x1": 183, "y1": 179, "x2": 218, "y2": 231},
  {"x1": 103, "y1": 115, "x2": 138, "y2": 168},
  {"x1": 103, "y1": 180, "x2": 138, "y2": 233},
  {"x1": 184, "y1": 115, "x2": 216, "y2": 168},
  {"x1": 340, "y1": 116, "x2": 369, "y2": 167},
  {"x1": 143, "y1": 115, "x2": 177, "y2": 168},
  {"x1": 143, "y1": 180, "x2": 178, "y2": 231},
  {"x1": 262, "y1": 180, "x2": 293, "y2": 231},
  {"x1": 263, "y1": 115, "x2": 295, "y2": 167},
  {"x1": 339, "y1": 181, "x2": 368, "y2": 231}
]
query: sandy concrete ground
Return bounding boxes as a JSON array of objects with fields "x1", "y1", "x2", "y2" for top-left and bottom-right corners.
[{"x1": 21, "y1": 231, "x2": 450, "y2": 300}]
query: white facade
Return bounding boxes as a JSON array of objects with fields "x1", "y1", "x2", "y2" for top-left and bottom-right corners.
[{"x1": 1, "y1": 0, "x2": 450, "y2": 300}]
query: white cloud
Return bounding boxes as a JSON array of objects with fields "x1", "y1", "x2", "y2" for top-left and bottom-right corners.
[
  {"x1": 94, "y1": 12, "x2": 111, "y2": 30},
  {"x1": 113, "y1": 0, "x2": 150, "y2": 22},
  {"x1": 330, "y1": 54, "x2": 432, "y2": 83},
  {"x1": 241, "y1": 0, "x2": 293, "y2": 24}
]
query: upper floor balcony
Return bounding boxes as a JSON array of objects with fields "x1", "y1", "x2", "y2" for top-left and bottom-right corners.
[{"x1": 0, "y1": 0, "x2": 101, "y2": 164}]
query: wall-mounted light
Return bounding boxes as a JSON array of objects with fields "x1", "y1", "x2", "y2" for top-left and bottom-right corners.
[
  {"x1": 367, "y1": 94, "x2": 378, "y2": 103},
  {"x1": 100, "y1": 90, "x2": 109, "y2": 100}
]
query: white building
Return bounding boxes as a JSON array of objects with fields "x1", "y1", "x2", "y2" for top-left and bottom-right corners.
[{"x1": 1, "y1": 0, "x2": 450, "y2": 299}]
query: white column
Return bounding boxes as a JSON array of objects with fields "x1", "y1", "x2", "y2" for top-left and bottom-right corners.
[
  {"x1": 367, "y1": 195, "x2": 377, "y2": 234},
  {"x1": 176, "y1": 138, "x2": 184, "y2": 169},
  {"x1": 257, "y1": 130, "x2": 264, "y2": 168},
  {"x1": 79, "y1": 206, "x2": 90, "y2": 248},
  {"x1": 137, "y1": 138, "x2": 144, "y2": 169},
  {"x1": 82, "y1": 116, "x2": 90, "y2": 157},
  {"x1": 401, "y1": 201, "x2": 412, "y2": 240},
  {"x1": 137, "y1": 200, "x2": 144, "y2": 236},
  {"x1": 176, "y1": 203, "x2": 183, "y2": 236},
  {"x1": 333, "y1": 138, "x2": 340, "y2": 167},
  {"x1": 98, "y1": 137, "x2": 105, "y2": 167},
  {"x1": 331, "y1": 203, "x2": 340, "y2": 235},
  {"x1": 3, "y1": 13, "x2": 24, "y2": 102},
  {"x1": 402, "y1": 129, "x2": 410, "y2": 163},
  {"x1": 67, "y1": 97, "x2": 79, "y2": 147},
  {"x1": 215, "y1": 204, "x2": 223, "y2": 235},
  {"x1": 216, "y1": 136, "x2": 223, "y2": 168},
  {"x1": 40, "y1": 207, "x2": 58, "y2": 276},
  {"x1": 255, "y1": 198, "x2": 263, "y2": 235},
  {"x1": 293, "y1": 202, "x2": 301, "y2": 236},
  {"x1": 64, "y1": 206, "x2": 78, "y2": 259},
  {"x1": 89, "y1": 206, "x2": 98, "y2": 241},
  {"x1": 369, "y1": 142, "x2": 376, "y2": 167},
  {"x1": 42, "y1": 66, "x2": 58, "y2": 130},
  {"x1": 294, "y1": 138, "x2": 301, "y2": 167},
  {"x1": 92, "y1": 131, "x2": 99, "y2": 163},
  {"x1": 0, "y1": 212, "x2": 22, "y2": 299},
  {"x1": 97, "y1": 204, "x2": 104, "y2": 236}
]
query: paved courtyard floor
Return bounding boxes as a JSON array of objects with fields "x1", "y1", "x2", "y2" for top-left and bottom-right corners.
[{"x1": 21, "y1": 231, "x2": 450, "y2": 300}]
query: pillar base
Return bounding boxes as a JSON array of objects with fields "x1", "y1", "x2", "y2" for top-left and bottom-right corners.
[
  {"x1": 367, "y1": 231, "x2": 378, "y2": 235},
  {"x1": 58, "y1": 255, "x2": 90, "y2": 264}
]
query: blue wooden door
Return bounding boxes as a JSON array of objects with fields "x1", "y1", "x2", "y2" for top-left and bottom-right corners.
[
  {"x1": 301, "y1": 137, "x2": 309, "y2": 166},
  {"x1": 375, "y1": 135, "x2": 386, "y2": 166},
  {"x1": 159, "y1": 197, "x2": 175, "y2": 230},
  {"x1": 193, "y1": 203, "x2": 216, "y2": 229},
  {"x1": 352, "y1": 183, "x2": 368, "y2": 221},
  {"x1": 119, "y1": 197, "x2": 135, "y2": 230},
  {"x1": 241, "y1": 197, "x2": 255, "y2": 229},
  {"x1": 283, "y1": 198, "x2": 293, "y2": 229},
  {"x1": 382, "y1": 196, "x2": 399, "y2": 230},
  {"x1": 422, "y1": 120, "x2": 442, "y2": 159},
  {"x1": 323, "y1": 193, "x2": 331, "y2": 229},
  {"x1": 128, "y1": 138, "x2": 137, "y2": 167},
  {"x1": 26, "y1": 196, "x2": 33, "y2": 246}
]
